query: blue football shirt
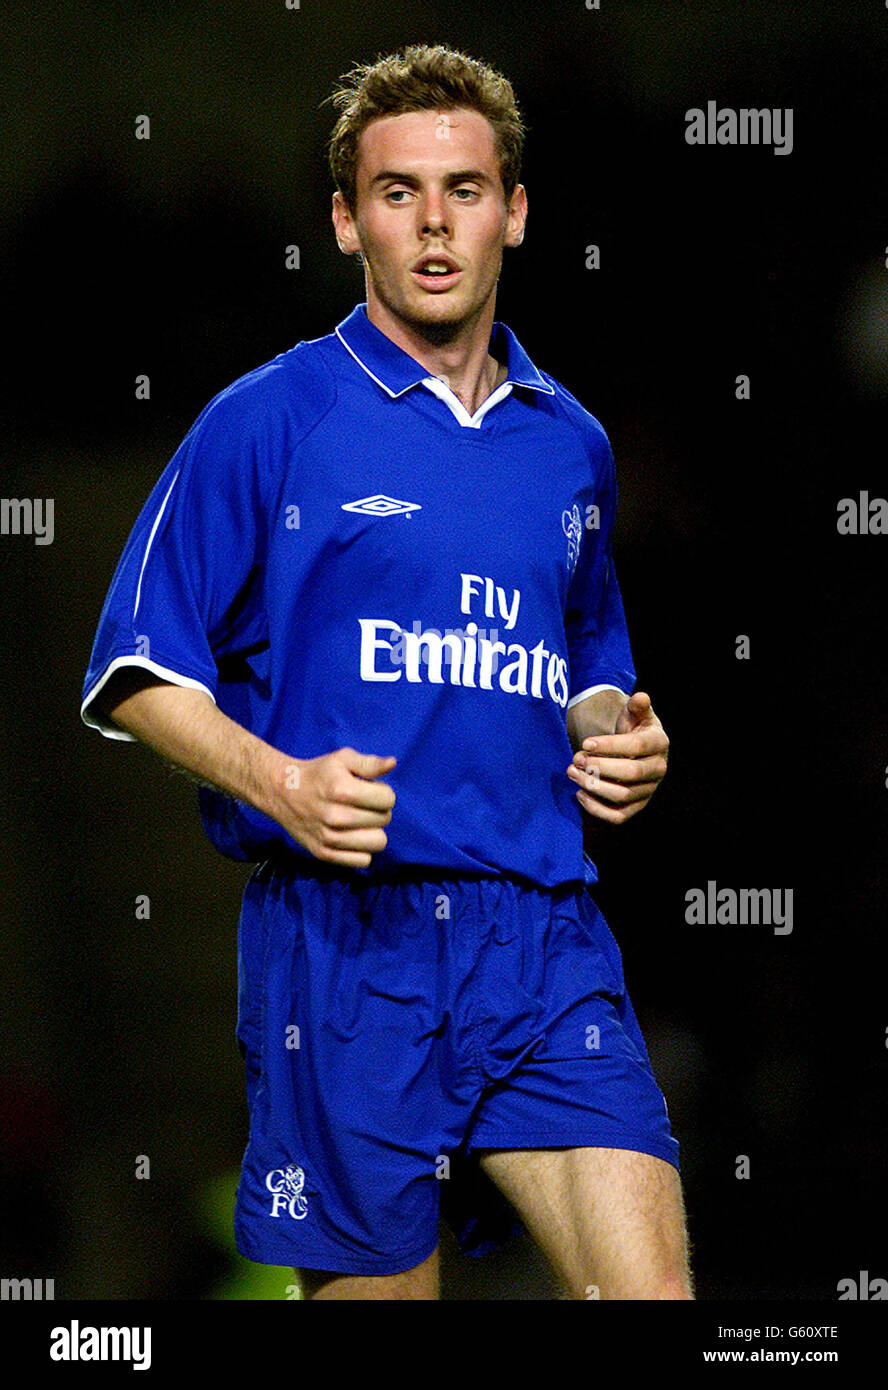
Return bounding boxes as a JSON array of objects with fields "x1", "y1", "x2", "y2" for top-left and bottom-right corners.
[{"x1": 81, "y1": 302, "x2": 636, "y2": 888}]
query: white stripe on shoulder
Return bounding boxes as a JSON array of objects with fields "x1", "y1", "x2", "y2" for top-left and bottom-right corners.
[{"x1": 133, "y1": 468, "x2": 182, "y2": 622}]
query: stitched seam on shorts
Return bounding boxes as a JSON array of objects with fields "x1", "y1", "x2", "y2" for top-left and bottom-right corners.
[
  {"x1": 254, "y1": 876, "x2": 276, "y2": 1134},
  {"x1": 235, "y1": 1225, "x2": 439, "y2": 1273},
  {"x1": 458, "y1": 881, "x2": 488, "y2": 1086},
  {"x1": 466, "y1": 1130, "x2": 679, "y2": 1153}
]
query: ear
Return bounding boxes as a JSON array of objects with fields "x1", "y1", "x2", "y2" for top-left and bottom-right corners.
[
  {"x1": 504, "y1": 183, "x2": 528, "y2": 249},
  {"x1": 332, "y1": 190, "x2": 361, "y2": 255}
]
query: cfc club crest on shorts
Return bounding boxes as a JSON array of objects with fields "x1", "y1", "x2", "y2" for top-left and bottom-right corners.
[{"x1": 265, "y1": 1164, "x2": 309, "y2": 1220}]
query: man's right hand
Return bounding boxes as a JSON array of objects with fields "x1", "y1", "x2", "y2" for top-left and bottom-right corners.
[{"x1": 268, "y1": 746, "x2": 397, "y2": 868}]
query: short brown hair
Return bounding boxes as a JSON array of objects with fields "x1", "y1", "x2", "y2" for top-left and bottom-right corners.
[{"x1": 326, "y1": 44, "x2": 526, "y2": 214}]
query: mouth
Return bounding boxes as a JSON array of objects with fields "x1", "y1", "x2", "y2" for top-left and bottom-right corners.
[{"x1": 411, "y1": 254, "x2": 462, "y2": 292}]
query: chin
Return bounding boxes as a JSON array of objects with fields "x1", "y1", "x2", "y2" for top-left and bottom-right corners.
[
  {"x1": 415, "y1": 300, "x2": 463, "y2": 319},
  {"x1": 404, "y1": 295, "x2": 464, "y2": 323}
]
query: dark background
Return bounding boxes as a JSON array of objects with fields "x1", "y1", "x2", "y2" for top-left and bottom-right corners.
[{"x1": 2, "y1": 0, "x2": 886, "y2": 1300}]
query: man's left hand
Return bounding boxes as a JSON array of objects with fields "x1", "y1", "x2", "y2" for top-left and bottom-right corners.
[{"x1": 566, "y1": 691, "x2": 669, "y2": 825}]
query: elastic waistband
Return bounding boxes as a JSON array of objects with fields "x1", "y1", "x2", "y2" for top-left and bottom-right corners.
[{"x1": 258, "y1": 851, "x2": 584, "y2": 897}]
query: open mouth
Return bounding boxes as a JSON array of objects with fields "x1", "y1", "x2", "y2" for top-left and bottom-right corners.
[{"x1": 411, "y1": 257, "x2": 462, "y2": 291}]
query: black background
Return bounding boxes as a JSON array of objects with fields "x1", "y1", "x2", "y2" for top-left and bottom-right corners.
[{"x1": 2, "y1": 0, "x2": 887, "y2": 1301}]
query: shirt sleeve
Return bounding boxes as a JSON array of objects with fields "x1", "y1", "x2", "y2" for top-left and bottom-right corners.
[
  {"x1": 563, "y1": 436, "x2": 636, "y2": 708},
  {"x1": 81, "y1": 390, "x2": 267, "y2": 739}
]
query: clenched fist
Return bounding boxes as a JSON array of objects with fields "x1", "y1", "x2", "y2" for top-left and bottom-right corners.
[{"x1": 268, "y1": 745, "x2": 397, "y2": 867}]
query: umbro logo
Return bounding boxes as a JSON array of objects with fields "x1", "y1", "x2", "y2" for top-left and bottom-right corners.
[{"x1": 341, "y1": 494, "x2": 422, "y2": 517}]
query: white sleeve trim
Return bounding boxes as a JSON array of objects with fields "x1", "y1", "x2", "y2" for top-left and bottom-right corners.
[
  {"x1": 80, "y1": 655, "x2": 216, "y2": 740},
  {"x1": 566, "y1": 682, "x2": 630, "y2": 711}
]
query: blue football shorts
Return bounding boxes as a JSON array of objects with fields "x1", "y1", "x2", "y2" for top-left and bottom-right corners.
[{"x1": 232, "y1": 859, "x2": 680, "y2": 1276}]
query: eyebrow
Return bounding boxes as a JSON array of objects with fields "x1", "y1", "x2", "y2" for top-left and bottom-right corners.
[{"x1": 368, "y1": 168, "x2": 493, "y2": 189}]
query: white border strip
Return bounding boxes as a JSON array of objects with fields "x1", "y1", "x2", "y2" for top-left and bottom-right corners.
[
  {"x1": 80, "y1": 655, "x2": 216, "y2": 740},
  {"x1": 420, "y1": 374, "x2": 513, "y2": 428},
  {"x1": 566, "y1": 682, "x2": 630, "y2": 710},
  {"x1": 334, "y1": 326, "x2": 401, "y2": 398},
  {"x1": 336, "y1": 321, "x2": 554, "y2": 407}
]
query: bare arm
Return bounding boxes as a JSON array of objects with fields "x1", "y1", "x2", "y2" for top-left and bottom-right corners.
[
  {"x1": 94, "y1": 670, "x2": 397, "y2": 868},
  {"x1": 566, "y1": 687, "x2": 630, "y2": 751}
]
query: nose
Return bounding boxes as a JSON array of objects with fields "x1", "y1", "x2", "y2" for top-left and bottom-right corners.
[{"x1": 420, "y1": 191, "x2": 450, "y2": 237}]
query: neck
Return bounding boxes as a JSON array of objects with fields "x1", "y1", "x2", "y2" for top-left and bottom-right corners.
[{"x1": 365, "y1": 292, "x2": 505, "y2": 415}]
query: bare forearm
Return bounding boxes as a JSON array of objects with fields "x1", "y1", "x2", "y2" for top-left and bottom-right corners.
[
  {"x1": 98, "y1": 675, "x2": 287, "y2": 819},
  {"x1": 566, "y1": 688, "x2": 630, "y2": 751},
  {"x1": 93, "y1": 670, "x2": 398, "y2": 868}
]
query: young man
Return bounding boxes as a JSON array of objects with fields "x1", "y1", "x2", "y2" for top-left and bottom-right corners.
[{"x1": 81, "y1": 45, "x2": 692, "y2": 1300}]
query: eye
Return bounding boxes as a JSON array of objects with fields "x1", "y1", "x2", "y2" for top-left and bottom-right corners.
[
  {"x1": 453, "y1": 186, "x2": 480, "y2": 199},
  {"x1": 385, "y1": 188, "x2": 413, "y2": 203}
]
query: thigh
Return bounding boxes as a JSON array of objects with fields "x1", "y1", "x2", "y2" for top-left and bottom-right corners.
[
  {"x1": 296, "y1": 1248, "x2": 440, "y2": 1301},
  {"x1": 478, "y1": 1146, "x2": 693, "y2": 1300}
]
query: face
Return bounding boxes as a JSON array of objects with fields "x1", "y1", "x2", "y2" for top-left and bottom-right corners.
[{"x1": 332, "y1": 107, "x2": 527, "y2": 339}]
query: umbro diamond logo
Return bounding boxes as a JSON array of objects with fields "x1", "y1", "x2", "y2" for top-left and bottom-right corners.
[{"x1": 341, "y1": 494, "x2": 422, "y2": 517}]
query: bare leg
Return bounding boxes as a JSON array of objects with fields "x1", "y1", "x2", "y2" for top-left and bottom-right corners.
[
  {"x1": 295, "y1": 1246, "x2": 439, "y2": 1301},
  {"x1": 479, "y1": 1147, "x2": 693, "y2": 1300}
]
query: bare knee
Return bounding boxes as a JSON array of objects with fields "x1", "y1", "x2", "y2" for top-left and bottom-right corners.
[
  {"x1": 653, "y1": 1271, "x2": 694, "y2": 1300},
  {"x1": 591, "y1": 1261, "x2": 694, "y2": 1301},
  {"x1": 567, "y1": 1269, "x2": 693, "y2": 1301},
  {"x1": 294, "y1": 1247, "x2": 439, "y2": 1300}
]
